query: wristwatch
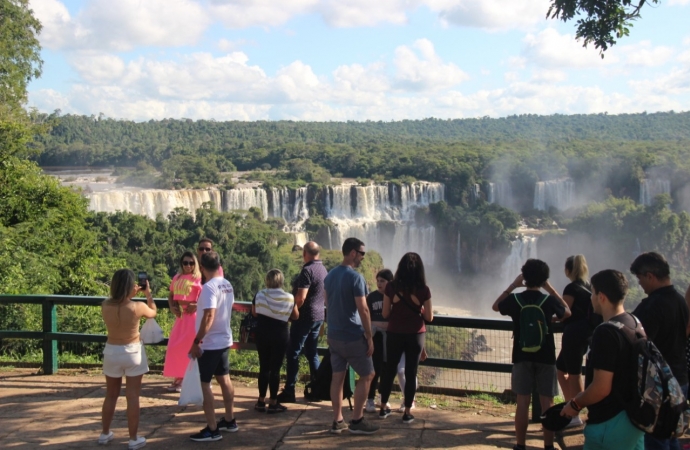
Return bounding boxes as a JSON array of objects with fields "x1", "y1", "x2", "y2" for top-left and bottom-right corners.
[{"x1": 193, "y1": 338, "x2": 202, "y2": 345}]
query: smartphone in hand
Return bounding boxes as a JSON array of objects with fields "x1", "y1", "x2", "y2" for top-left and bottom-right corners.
[{"x1": 138, "y1": 271, "x2": 148, "y2": 289}]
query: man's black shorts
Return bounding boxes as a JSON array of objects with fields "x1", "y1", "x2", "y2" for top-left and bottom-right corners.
[{"x1": 198, "y1": 347, "x2": 230, "y2": 383}]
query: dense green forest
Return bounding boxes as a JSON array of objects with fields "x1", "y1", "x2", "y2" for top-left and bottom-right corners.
[{"x1": 33, "y1": 112, "x2": 690, "y2": 206}]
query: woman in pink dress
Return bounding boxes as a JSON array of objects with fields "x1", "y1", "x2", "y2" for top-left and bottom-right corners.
[{"x1": 163, "y1": 251, "x2": 202, "y2": 391}]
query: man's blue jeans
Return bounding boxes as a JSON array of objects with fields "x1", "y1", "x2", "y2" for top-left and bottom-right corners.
[
  {"x1": 284, "y1": 320, "x2": 323, "y2": 392},
  {"x1": 643, "y1": 384, "x2": 688, "y2": 450}
]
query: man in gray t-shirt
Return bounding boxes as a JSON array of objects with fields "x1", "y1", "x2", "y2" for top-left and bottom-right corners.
[{"x1": 323, "y1": 237, "x2": 378, "y2": 435}]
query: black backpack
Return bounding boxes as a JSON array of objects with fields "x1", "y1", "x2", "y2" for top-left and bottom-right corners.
[
  {"x1": 606, "y1": 315, "x2": 690, "y2": 439},
  {"x1": 239, "y1": 313, "x2": 258, "y2": 344},
  {"x1": 303, "y1": 349, "x2": 354, "y2": 410}
]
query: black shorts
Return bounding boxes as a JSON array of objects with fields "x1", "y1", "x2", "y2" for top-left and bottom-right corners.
[
  {"x1": 198, "y1": 347, "x2": 230, "y2": 383},
  {"x1": 556, "y1": 325, "x2": 589, "y2": 375}
]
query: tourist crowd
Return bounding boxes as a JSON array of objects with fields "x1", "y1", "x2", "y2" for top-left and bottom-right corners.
[{"x1": 98, "y1": 237, "x2": 690, "y2": 450}]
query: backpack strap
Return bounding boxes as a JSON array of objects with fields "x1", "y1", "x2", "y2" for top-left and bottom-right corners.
[
  {"x1": 513, "y1": 293, "x2": 549, "y2": 308},
  {"x1": 397, "y1": 291, "x2": 423, "y2": 318},
  {"x1": 513, "y1": 293, "x2": 523, "y2": 308}
]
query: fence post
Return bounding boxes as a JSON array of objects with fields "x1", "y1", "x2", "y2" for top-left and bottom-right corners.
[{"x1": 42, "y1": 299, "x2": 58, "y2": 374}]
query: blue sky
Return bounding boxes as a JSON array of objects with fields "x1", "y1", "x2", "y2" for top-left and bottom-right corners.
[{"x1": 27, "y1": 0, "x2": 690, "y2": 121}]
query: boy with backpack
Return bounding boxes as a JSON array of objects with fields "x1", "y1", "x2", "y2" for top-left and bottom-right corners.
[
  {"x1": 560, "y1": 269, "x2": 645, "y2": 449},
  {"x1": 492, "y1": 258, "x2": 571, "y2": 450}
]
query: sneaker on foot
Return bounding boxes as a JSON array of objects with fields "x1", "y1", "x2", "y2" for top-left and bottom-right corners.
[
  {"x1": 254, "y1": 401, "x2": 266, "y2": 412},
  {"x1": 402, "y1": 413, "x2": 415, "y2": 424},
  {"x1": 379, "y1": 407, "x2": 392, "y2": 419},
  {"x1": 330, "y1": 420, "x2": 348, "y2": 434},
  {"x1": 365, "y1": 399, "x2": 376, "y2": 413},
  {"x1": 217, "y1": 417, "x2": 238, "y2": 433},
  {"x1": 267, "y1": 403, "x2": 288, "y2": 414},
  {"x1": 98, "y1": 431, "x2": 114, "y2": 445},
  {"x1": 349, "y1": 418, "x2": 380, "y2": 435},
  {"x1": 190, "y1": 426, "x2": 222, "y2": 442},
  {"x1": 128, "y1": 436, "x2": 146, "y2": 450},
  {"x1": 276, "y1": 389, "x2": 296, "y2": 403}
]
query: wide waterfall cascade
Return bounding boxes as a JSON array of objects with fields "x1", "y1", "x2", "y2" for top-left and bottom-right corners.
[
  {"x1": 88, "y1": 189, "x2": 223, "y2": 219},
  {"x1": 269, "y1": 187, "x2": 309, "y2": 231},
  {"x1": 501, "y1": 236, "x2": 538, "y2": 284},
  {"x1": 639, "y1": 179, "x2": 671, "y2": 206},
  {"x1": 222, "y1": 188, "x2": 269, "y2": 219},
  {"x1": 533, "y1": 179, "x2": 575, "y2": 211},
  {"x1": 324, "y1": 182, "x2": 445, "y2": 267}
]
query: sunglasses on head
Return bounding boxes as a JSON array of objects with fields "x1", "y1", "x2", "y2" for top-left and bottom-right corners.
[
  {"x1": 198, "y1": 247, "x2": 212, "y2": 252},
  {"x1": 182, "y1": 261, "x2": 195, "y2": 266}
]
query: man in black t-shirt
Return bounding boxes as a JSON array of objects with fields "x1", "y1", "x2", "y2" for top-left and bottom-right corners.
[
  {"x1": 561, "y1": 270, "x2": 644, "y2": 449},
  {"x1": 493, "y1": 259, "x2": 570, "y2": 450},
  {"x1": 629, "y1": 252, "x2": 688, "y2": 450}
]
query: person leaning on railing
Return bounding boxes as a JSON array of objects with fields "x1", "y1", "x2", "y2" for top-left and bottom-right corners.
[{"x1": 99, "y1": 269, "x2": 157, "y2": 450}]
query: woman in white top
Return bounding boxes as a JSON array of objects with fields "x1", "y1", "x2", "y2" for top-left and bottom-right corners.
[
  {"x1": 252, "y1": 269, "x2": 299, "y2": 413},
  {"x1": 99, "y1": 269, "x2": 157, "y2": 450}
]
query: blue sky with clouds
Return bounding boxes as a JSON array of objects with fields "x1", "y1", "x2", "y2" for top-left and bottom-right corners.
[{"x1": 27, "y1": 0, "x2": 690, "y2": 121}]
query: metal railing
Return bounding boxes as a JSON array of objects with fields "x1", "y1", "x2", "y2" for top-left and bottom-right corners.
[{"x1": 0, "y1": 295, "x2": 563, "y2": 419}]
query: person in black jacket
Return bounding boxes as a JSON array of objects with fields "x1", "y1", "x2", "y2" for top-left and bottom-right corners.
[{"x1": 630, "y1": 252, "x2": 689, "y2": 450}]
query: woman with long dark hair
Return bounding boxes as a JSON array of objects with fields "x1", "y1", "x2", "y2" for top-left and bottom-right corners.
[
  {"x1": 163, "y1": 251, "x2": 202, "y2": 391},
  {"x1": 100, "y1": 269, "x2": 157, "y2": 449},
  {"x1": 556, "y1": 254, "x2": 597, "y2": 427},
  {"x1": 377, "y1": 253, "x2": 433, "y2": 424}
]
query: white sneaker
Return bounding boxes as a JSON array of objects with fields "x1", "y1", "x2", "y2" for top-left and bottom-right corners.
[
  {"x1": 128, "y1": 436, "x2": 146, "y2": 450},
  {"x1": 98, "y1": 431, "x2": 114, "y2": 444},
  {"x1": 365, "y1": 399, "x2": 376, "y2": 413},
  {"x1": 567, "y1": 415, "x2": 583, "y2": 428}
]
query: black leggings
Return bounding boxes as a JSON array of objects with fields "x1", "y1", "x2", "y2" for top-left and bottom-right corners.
[
  {"x1": 368, "y1": 331, "x2": 385, "y2": 400},
  {"x1": 379, "y1": 332, "x2": 425, "y2": 408},
  {"x1": 255, "y1": 325, "x2": 289, "y2": 400}
]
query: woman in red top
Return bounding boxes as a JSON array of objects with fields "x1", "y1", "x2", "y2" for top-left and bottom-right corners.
[
  {"x1": 377, "y1": 252, "x2": 433, "y2": 424},
  {"x1": 163, "y1": 251, "x2": 202, "y2": 391}
]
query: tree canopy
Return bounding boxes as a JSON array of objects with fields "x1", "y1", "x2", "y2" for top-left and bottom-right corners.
[{"x1": 547, "y1": 0, "x2": 660, "y2": 55}]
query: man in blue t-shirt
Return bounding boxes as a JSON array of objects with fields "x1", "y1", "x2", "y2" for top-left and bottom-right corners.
[{"x1": 324, "y1": 237, "x2": 379, "y2": 435}]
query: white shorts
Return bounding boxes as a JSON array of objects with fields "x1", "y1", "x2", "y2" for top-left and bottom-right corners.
[{"x1": 103, "y1": 342, "x2": 149, "y2": 378}]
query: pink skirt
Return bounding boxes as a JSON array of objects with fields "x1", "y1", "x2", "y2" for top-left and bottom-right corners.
[{"x1": 163, "y1": 312, "x2": 196, "y2": 378}]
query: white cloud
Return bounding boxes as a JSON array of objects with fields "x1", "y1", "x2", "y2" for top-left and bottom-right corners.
[
  {"x1": 521, "y1": 28, "x2": 616, "y2": 69},
  {"x1": 427, "y1": 0, "x2": 550, "y2": 31},
  {"x1": 31, "y1": 0, "x2": 209, "y2": 50},
  {"x1": 530, "y1": 69, "x2": 567, "y2": 83},
  {"x1": 317, "y1": 0, "x2": 411, "y2": 27},
  {"x1": 69, "y1": 52, "x2": 126, "y2": 84},
  {"x1": 209, "y1": 0, "x2": 318, "y2": 28},
  {"x1": 217, "y1": 39, "x2": 253, "y2": 52},
  {"x1": 393, "y1": 39, "x2": 469, "y2": 91},
  {"x1": 616, "y1": 41, "x2": 674, "y2": 67},
  {"x1": 669, "y1": 0, "x2": 689, "y2": 5}
]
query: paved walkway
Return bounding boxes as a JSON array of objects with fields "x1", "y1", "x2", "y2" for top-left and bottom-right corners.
[{"x1": 0, "y1": 368, "x2": 587, "y2": 449}]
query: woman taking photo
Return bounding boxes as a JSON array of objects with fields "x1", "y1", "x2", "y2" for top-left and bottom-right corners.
[
  {"x1": 556, "y1": 254, "x2": 596, "y2": 428},
  {"x1": 163, "y1": 251, "x2": 202, "y2": 392},
  {"x1": 378, "y1": 252, "x2": 432, "y2": 424},
  {"x1": 99, "y1": 269, "x2": 157, "y2": 450},
  {"x1": 252, "y1": 269, "x2": 299, "y2": 414}
]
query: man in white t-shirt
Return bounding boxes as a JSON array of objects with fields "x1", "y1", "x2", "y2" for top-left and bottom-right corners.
[{"x1": 189, "y1": 251, "x2": 237, "y2": 442}]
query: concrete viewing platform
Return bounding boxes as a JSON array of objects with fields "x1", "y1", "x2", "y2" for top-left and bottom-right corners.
[{"x1": 0, "y1": 368, "x2": 588, "y2": 449}]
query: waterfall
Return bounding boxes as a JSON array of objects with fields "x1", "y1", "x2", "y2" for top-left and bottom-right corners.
[
  {"x1": 222, "y1": 188, "x2": 269, "y2": 219},
  {"x1": 87, "y1": 189, "x2": 222, "y2": 219},
  {"x1": 533, "y1": 179, "x2": 574, "y2": 211},
  {"x1": 488, "y1": 181, "x2": 512, "y2": 208},
  {"x1": 639, "y1": 179, "x2": 670, "y2": 206},
  {"x1": 501, "y1": 236, "x2": 538, "y2": 283},
  {"x1": 471, "y1": 184, "x2": 481, "y2": 203},
  {"x1": 325, "y1": 182, "x2": 445, "y2": 267},
  {"x1": 85, "y1": 181, "x2": 445, "y2": 265}
]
